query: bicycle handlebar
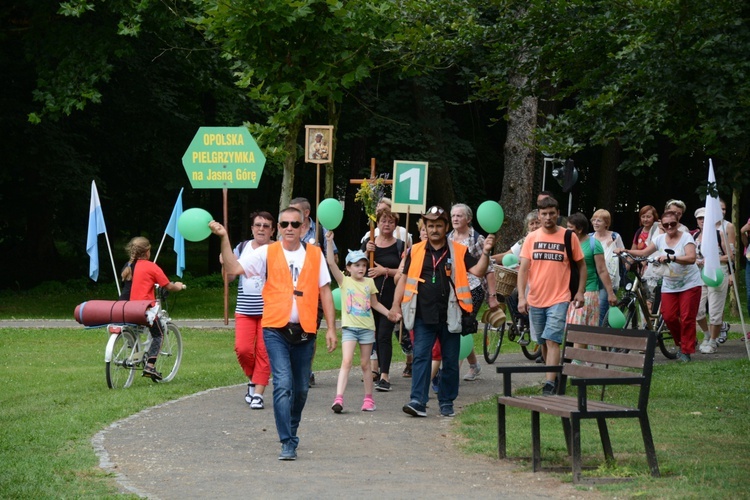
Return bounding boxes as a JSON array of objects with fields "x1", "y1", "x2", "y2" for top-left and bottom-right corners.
[{"x1": 616, "y1": 251, "x2": 664, "y2": 266}]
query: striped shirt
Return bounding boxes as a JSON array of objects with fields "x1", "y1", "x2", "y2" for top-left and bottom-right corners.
[{"x1": 234, "y1": 240, "x2": 265, "y2": 316}]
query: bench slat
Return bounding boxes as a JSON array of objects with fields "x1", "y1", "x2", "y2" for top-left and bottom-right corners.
[
  {"x1": 498, "y1": 395, "x2": 638, "y2": 417},
  {"x1": 566, "y1": 330, "x2": 649, "y2": 351},
  {"x1": 564, "y1": 347, "x2": 646, "y2": 369},
  {"x1": 562, "y1": 363, "x2": 644, "y2": 381}
]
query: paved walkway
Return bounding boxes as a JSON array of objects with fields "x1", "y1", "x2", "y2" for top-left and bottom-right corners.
[{"x1": 93, "y1": 356, "x2": 601, "y2": 500}]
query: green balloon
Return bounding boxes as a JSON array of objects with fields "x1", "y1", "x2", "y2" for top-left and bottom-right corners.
[
  {"x1": 607, "y1": 307, "x2": 626, "y2": 329},
  {"x1": 331, "y1": 287, "x2": 342, "y2": 311},
  {"x1": 177, "y1": 208, "x2": 213, "y2": 242},
  {"x1": 701, "y1": 268, "x2": 724, "y2": 287},
  {"x1": 476, "y1": 201, "x2": 504, "y2": 233},
  {"x1": 502, "y1": 253, "x2": 519, "y2": 267},
  {"x1": 459, "y1": 333, "x2": 474, "y2": 360},
  {"x1": 317, "y1": 198, "x2": 344, "y2": 230}
]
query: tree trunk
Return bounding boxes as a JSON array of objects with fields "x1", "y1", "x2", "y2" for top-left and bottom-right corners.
[
  {"x1": 279, "y1": 119, "x2": 303, "y2": 211},
  {"x1": 499, "y1": 77, "x2": 537, "y2": 252}
]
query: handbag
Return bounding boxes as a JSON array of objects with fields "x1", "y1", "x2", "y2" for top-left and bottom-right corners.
[
  {"x1": 447, "y1": 272, "x2": 478, "y2": 336},
  {"x1": 273, "y1": 323, "x2": 315, "y2": 344}
]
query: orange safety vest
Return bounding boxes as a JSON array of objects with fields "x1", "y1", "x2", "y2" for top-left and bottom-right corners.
[
  {"x1": 402, "y1": 240, "x2": 473, "y2": 313},
  {"x1": 262, "y1": 241, "x2": 322, "y2": 333}
]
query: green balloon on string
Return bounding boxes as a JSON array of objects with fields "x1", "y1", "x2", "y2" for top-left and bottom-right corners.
[
  {"x1": 317, "y1": 198, "x2": 344, "y2": 230},
  {"x1": 502, "y1": 254, "x2": 519, "y2": 268},
  {"x1": 476, "y1": 201, "x2": 504, "y2": 233},
  {"x1": 459, "y1": 333, "x2": 474, "y2": 360},
  {"x1": 607, "y1": 307, "x2": 626, "y2": 329},
  {"x1": 177, "y1": 208, "x2": 213, "y2": 242},
  {"x1": 331, "y1": 287, "x2": 342, "y2": 311}
]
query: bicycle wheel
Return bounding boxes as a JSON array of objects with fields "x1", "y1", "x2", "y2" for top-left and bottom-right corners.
[
  {"x1": 483, "y1": 320, "x2": 505, "y2": 364},
  {"x1": 155, "y1": 322, "x2": 183, "y2": 382},
  {"x1": 521, "y1": 341, "x2": 542, "y2": 360},
  {"x1": 655, "y1": 316, "x2": 679, "y2": 359},
  {"x1": 106, "y1": 330, "x2": 138, "y2": 389}
]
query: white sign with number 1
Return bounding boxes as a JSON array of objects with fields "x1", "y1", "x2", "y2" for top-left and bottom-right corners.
[{"x1": 391, "y1": 160, "x2": 428, "y2": 214}]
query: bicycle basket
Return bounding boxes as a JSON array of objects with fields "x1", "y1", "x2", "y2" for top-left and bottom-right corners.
[{"x1": 495, "y1": 266, "x2": 518, "y2": 296}]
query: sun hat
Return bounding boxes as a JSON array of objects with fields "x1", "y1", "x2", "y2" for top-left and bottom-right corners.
[
  {"x1": 482, "y1": 307, "x2": 507, "y2": 329},
  {"x1": 345, "y1": 249, "x2": 368, "y2": 265},
  {"x1": 421, "y1": 205, "x2": 450, "y2": 223}
]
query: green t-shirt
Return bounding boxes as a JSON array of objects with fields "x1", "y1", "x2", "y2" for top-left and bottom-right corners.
[{"x1": 582, "y1": 236, "x2": 604, "y2": 292}]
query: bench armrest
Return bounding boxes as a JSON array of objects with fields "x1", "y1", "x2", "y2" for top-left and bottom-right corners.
[
  {"x1": 496, "y1": 365, "x2": 562, "y2": 396},
  {"x1": 572, "y1": 376, "x2": 644, "y2": 412}
]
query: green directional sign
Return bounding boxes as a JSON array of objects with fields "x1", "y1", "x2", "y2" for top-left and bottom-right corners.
[
  {"x1": 182, "y1": 127, "x2": 266, "y2": 189},
  {"x1": 392, "y1": 160, "x2": 429, "y2": 214}
]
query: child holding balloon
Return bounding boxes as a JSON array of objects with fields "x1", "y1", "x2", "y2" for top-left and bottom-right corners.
[{"x1": 325, "y1": 231, "x2": 400, "y2": 412}]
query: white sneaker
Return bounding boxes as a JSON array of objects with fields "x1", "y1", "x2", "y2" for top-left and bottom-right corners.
[
  {"x1": 250, "y1": 394, "x2": 265, "y2": 409},
  {"x1": 463, "y1": 364, "x2": 481, "y2": 381},
  {"x1": 699, "y1": 338, "x2": 710, "y2": 351},
  {"x1": 704, "y1": 340, "x2": 717, "y2": 354}
]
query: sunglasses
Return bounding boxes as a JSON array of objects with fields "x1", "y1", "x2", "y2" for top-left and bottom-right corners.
[
  {"x1": 253, "y1": 223, "x2": 272, "y2": 229},
  {"x1": 662, "y1": 221, "x2": 678, "y2": 229},
  {"x1": 279, "y1": 220, "x2": 303, "y2": 229}
]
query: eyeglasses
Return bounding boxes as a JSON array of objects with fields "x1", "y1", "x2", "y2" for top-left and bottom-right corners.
[
  {"x1": 279, "y1": 221, "x2": 302, "y2": 229},
  {"x1": 662, "y1": 222, "x2": 678, "y2": 229},
  {"x1": 253, "y1": 223, "x2": 272, "y2": 229}
]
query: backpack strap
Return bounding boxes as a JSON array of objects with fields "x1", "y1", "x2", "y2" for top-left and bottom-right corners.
[{"x1": 564, "y1": 229, "x2": 574, "y2": 263}]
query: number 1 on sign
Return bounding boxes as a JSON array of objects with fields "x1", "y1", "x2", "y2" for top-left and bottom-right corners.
[{"x1": 399, "y1": 168, "x2": 420, "y2": 200}]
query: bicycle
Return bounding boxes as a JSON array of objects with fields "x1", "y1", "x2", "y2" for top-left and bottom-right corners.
[
  {"x1": 602, "y1": 252, "x2": 679, "y2": 359},
  {"x1": 104, "y1": 285, "x2": 184, "y2": 388},
  {"x1": 483, "y1": 266, "x2": 542, "y2": 364}
]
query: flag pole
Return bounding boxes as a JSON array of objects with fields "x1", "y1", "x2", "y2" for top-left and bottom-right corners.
[
  {"x1": 153, "y1": 231, "x2": 169, "y2": 264},
  {"x1": 104, "y1": 231, "x2": 121, "y2": 297},
  {"x1": 720, "y1": 222, "x2": 749, "y2": 359}
]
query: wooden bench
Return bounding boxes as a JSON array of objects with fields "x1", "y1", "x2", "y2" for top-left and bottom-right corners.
[{"x1": 496, "y1": 324, "x2": 660, "y2": 483}]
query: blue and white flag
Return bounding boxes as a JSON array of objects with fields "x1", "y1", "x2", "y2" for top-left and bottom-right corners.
[
  {"x1": 702, "y1": 159, "x2": 723, "y2": 282},
  {"x1": 86, "y1": 181, "x2": 107, "y2": 281},
  {"x1": 165, "y1": 188, "x2": 185, "y2": 277}
]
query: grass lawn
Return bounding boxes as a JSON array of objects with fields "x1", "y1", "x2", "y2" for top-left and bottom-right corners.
[
  {"x1": 0, "y1": 326, "x2": 356, "y2": 498},
  {"x1": 456, "y1": 358, "x2": 750, "y2": 498}
]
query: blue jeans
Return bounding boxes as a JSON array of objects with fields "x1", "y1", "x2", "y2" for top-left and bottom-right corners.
[
  {"x1": 529, "y1": 302, "x2": 569, "y2": 344},
  {"x1": 263, "y1": 328, "x2": 316, "y2": 447},
  {"x1": 410, "y1": 318, "x2": 460, "y2": 410},
  {"x1": 598, "y1": 287, "x2": 617, "y2": 326}
]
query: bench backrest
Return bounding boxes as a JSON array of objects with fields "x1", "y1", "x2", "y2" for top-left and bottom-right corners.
[{"x1": 560, "y1": 324, "x2": 657, "y2": 409}]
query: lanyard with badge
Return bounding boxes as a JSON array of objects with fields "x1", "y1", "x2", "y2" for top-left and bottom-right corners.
[{"x1": 432, "y1": 247, "x2": 449, "y2": 283}]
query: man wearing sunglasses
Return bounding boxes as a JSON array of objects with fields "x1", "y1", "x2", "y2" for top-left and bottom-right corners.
[
  {"x1": 391, "y1": 205, "x2": 495, "y2": 418},
  {"x1": 210, "y1": 207, "x2": 337, "y2": 461}
]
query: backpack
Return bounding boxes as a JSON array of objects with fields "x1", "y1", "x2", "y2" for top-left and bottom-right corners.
[{"x1": 564, "y1": 229, "x2": 578, "y2": 301}]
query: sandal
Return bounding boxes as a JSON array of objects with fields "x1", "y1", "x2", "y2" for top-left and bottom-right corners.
[
  {"x1": 402, "y1": 363, "x2": 412, "y2": 378},
  {"x1": 372, "y1": 370, "x2": 380, "y2": 382},
  {"x1": 143, "y1": 363, "x2": 163, "y2": 381}
]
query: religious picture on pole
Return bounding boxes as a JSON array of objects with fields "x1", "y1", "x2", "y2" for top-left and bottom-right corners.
[{"x1": 304, "y1": 125, "x2": 334, "y2": 164}]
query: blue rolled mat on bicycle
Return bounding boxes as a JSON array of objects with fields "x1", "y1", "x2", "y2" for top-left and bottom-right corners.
[{"x1": 74, "y1": 300, "x2": 154, "y2": 327}]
